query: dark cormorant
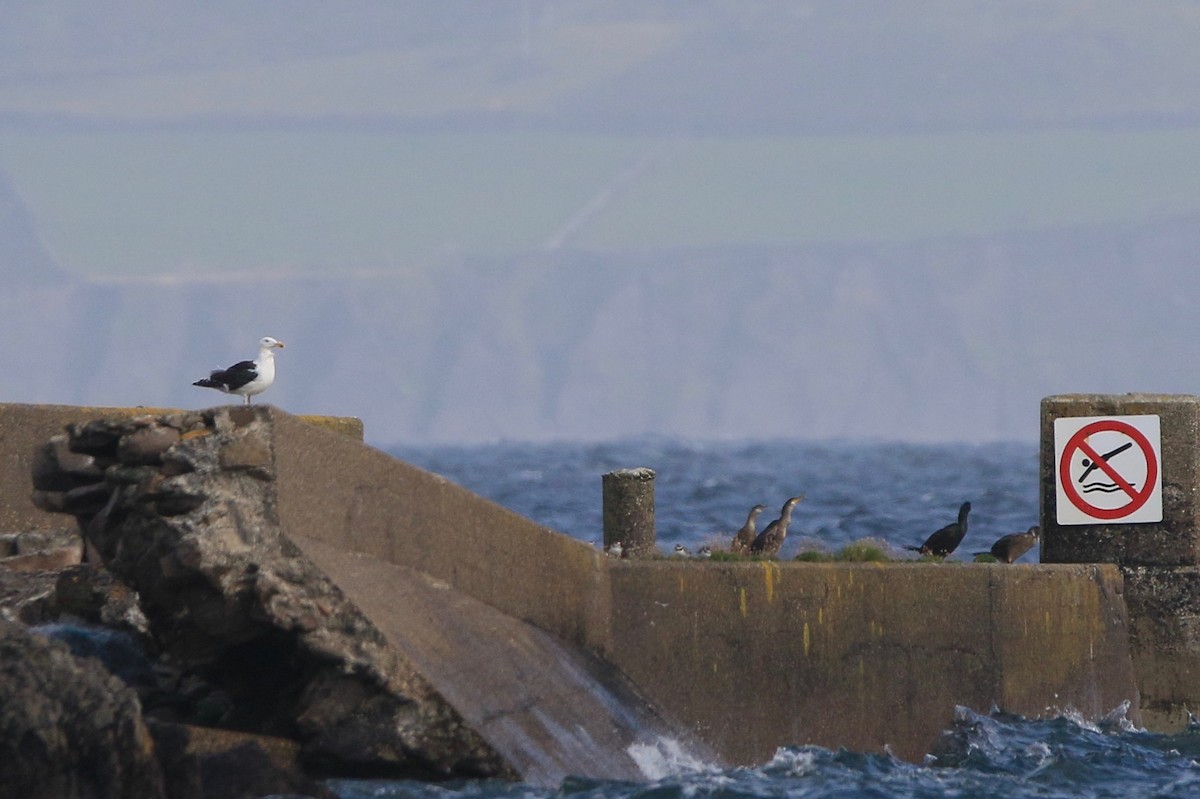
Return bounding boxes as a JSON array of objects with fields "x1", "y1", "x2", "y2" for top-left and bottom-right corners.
[
  {"x1": 750, "y1": 496, "x2": 805, "y2": 557},
  {"x1": 906, "y1": 501, "x2": 971, "y2": 558},
  {"x1": 976, "y1": 525, "x2": 1039, "y2": 563},
  {"x1": 729, "y1": 503, "x2": 768, "y2": 555}
]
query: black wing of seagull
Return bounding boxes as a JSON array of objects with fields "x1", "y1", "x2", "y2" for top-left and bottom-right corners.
[{"x1": 208, "y1": 360, "x2": 259, "y2": 391}]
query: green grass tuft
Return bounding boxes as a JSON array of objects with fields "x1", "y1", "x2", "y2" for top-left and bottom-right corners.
[{"x1": 835, "y1": 540, "x2": 892, "y2": 562}]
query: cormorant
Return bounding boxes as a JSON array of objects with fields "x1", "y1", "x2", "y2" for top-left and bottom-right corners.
[
  {"x1": 750, "y1": 496, "x2": 805, "y2": 557},
  {"x1": 906, "y1": 501, "x2": 971, "y2": 558},
  {"x1": 729, "y1": 503, "x2": 768, "y2": 555},
  {"x1": 976, "y1": 525, "x2": 1039, "y2": 563},
  {"x1": 193, "y1": 336, "x2": 285, "y2": 405}
]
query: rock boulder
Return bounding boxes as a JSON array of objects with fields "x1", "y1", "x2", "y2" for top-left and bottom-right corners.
[{"x1": 33, "y1": 407, "x2": 513, "y2": 781}]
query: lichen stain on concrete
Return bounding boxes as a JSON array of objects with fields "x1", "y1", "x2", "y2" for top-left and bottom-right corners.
[
  {"x1": 803, "y1": 622, "x2": 811, "y2": 656},
  {"x1": 678, "y1": 575, "x2": 685, "y2": 593},
  {"x1": 761, "y1": 561, "x2": 780, "y2": 603},
  {"x1": 818, "y1": 606, "x2": 824, "y2": 625},
  {"x1": 739, "y1": 587, "x2": 747, "y2": 618}
]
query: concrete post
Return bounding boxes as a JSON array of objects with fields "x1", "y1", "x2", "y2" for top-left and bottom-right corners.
[
  {"x1": 602, "y1": 468, "x2": 655, "y2": 557},
  {"x1": 1040, "y1": 393, "x2": 1200, "y2": 730}
]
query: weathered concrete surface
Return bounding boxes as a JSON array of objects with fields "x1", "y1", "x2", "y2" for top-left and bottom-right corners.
[
  {"x1": 0, "y1": 402, "x2": 361, "y2": 533},
  {"x1": 270, "y1": 409, "x2": 612, "y2": 653},
  {"x1": 603, "y1": 468, "x2": 656, "y2": 557},
  {"x1": 291, "y1": 533, "x2": 711, "y2": 786},
  {"x1": 1041, "y1": 394, "x2": 1200, "y2": 733},
  {"x1": 606, "y1": 561, "x2": 1139, "y2": 764}
]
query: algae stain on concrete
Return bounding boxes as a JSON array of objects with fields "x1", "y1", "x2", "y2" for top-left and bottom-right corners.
[{"x1": 761, "y1": 562, "x2": 780, "y2": 603}]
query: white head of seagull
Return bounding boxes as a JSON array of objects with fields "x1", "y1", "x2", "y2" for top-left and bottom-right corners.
[{"x1": 193, "y1": 336, "x2": 285, "y2": 405}]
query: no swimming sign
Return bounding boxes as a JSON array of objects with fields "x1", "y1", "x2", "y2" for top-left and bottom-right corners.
[{"x1": 1054, "y1": 415, "x2": 1162, "y2": 525}]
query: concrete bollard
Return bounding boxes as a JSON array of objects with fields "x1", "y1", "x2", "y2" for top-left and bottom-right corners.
[
  {"x1": 1040, "y1": 393, "x2": 1200, "y2": 731},
  {"x1": 602, "y1": 468, "x2": 655, "y2": 558}
]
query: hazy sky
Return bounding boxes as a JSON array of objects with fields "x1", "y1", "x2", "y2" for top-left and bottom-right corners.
[{"x1": 4, "y1": 2, "x2": 1200, "y2": 444}]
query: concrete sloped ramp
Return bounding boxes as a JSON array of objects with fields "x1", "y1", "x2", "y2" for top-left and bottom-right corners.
[{"x1": 292, "y1": 534, "x2": 709, "y2": 785}]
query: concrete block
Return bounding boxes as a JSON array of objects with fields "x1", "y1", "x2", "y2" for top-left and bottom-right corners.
[{"x1": 1040, "y1": 394, "x2": 1200, "y2": 567}]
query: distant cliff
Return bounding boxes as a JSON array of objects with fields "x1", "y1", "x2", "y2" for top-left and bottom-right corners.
[{"x1": 4, "y1": 214, "x2": 1197, "y2": 446}]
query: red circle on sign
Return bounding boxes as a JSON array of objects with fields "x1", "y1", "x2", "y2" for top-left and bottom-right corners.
[{"x1": 1058, "y1": 419, "x2": 1158, "y2": 520}]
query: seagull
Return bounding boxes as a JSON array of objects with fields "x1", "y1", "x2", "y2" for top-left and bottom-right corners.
[
  {"x1": 906, "y1": 501, "x2": 971, "y2": 558},
  {"x1": 750, "y1": 496, "x2": 805, "y2": 558},
  {"x1": 193, "y1": 336, "x2": 285, "y2": 405}
]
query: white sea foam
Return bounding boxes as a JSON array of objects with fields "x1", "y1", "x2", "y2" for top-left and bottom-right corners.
[
  {"x1": 626, "y1": 736, "x2": 717, "y2": 781},
  {"x1": 763, "y1": 747, "x2": 821, "y2": 777}
]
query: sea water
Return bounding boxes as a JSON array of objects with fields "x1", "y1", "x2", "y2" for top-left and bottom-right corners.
[{"x1": 350, "y1": 438, "x2": 1200, "y2": 799}]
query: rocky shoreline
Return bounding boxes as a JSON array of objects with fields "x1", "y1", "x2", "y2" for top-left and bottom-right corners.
[{"x1": 1, "y1": 408, "x2": 513, "y2": 799}]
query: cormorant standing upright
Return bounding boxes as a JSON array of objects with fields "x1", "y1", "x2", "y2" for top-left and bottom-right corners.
[
  {"x1": 750, "y1": 496, "x2": 805, "y2": 557},
  {"x1": 906, "y1": 501, "x2": 971, "y2": 558},
  {"x1": 730, "y1": 503, "x2": 768, "y2": 555},
  {"x1": 976, "y1": 525, "x2": 1039, "y2": 563}
]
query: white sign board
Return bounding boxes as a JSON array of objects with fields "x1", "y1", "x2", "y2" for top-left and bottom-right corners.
[{"x1": 1054, "y1": 414, "x2": 1162, "y2": 525}]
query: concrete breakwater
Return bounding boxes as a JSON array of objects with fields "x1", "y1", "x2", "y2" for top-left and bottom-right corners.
[{"x1": 0, "y1": 400, "x2": 1174, "y2": 794}]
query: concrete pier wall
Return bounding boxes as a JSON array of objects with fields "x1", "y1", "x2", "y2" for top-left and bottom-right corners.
[
  {"x1": 607, "y1": 560, "x2": 1135, "y2": 763},
  {"x1": 0, "y1": 403, "x2": 1147, "y2": 771}
]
